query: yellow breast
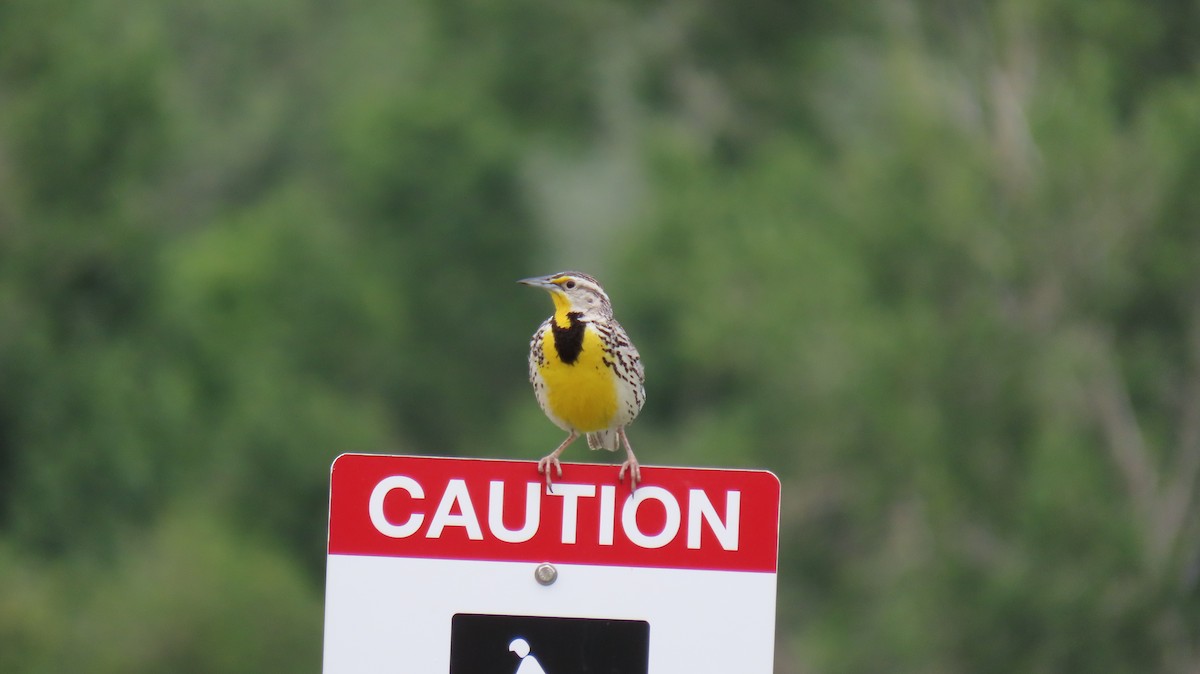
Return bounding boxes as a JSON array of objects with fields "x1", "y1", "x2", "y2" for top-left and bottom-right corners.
[{"x1": 538, "y1": 326, "x2": 618, "y2": 433}]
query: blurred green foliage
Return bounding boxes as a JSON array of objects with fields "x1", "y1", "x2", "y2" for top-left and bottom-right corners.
[{"x1": 1, "y1": 0, "x2": 1199, "y2": 671}]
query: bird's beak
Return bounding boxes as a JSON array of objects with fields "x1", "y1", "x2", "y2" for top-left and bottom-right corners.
[{"x1": 517, "y1": 275, "x2": 557, "y2": 290}]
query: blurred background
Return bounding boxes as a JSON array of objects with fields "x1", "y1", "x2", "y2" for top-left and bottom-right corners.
[{"x1": 1, "y1": 0, "x2": 1198, "y2": 671}]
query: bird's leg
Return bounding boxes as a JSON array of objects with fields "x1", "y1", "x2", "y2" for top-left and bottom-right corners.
[
  {"x1": 617, "y1": 426, "x2": 641, "y2": 491},
  {"x1": 538, "y1": 431, "x2": 578, "y2": 493}
]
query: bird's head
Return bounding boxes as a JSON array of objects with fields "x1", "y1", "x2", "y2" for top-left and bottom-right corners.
[{"x1": 518, "y1": 271, "x2": 614, "y2": 326}]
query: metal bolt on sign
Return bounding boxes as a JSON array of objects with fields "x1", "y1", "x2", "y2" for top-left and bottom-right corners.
[{"x1": 534, "y1": 562, "x2": 558, "y2": 586}]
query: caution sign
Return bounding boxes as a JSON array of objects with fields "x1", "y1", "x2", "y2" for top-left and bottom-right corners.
[{"x1": 322, "y1": 454, "x2": 780, "y2": 673}]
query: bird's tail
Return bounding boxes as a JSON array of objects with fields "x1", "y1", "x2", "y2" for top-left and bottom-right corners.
[{"x1": 586, "y1": 429, "x2": 620, "y2": 452}]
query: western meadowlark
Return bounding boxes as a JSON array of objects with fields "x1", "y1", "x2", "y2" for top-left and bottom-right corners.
[{"x1": 519, "y1": 271, "x2": 646, "y2": 490}]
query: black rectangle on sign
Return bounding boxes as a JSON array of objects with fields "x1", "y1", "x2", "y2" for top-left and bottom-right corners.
[{"x1": 449, "y1": 613, "x2": 650, "y2": 674}]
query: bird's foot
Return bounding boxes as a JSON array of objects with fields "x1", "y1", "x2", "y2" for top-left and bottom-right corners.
[
  {"x1": 538, "y1": 455, "x2": 563, "y2": 492},
  {"x1": 619, "y1": 458, "x2": 641, "y2": 492}
]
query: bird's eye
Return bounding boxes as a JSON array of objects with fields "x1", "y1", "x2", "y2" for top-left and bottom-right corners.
[{"x1": 564, "y1": 280, "x2": 576, "y2": 289}]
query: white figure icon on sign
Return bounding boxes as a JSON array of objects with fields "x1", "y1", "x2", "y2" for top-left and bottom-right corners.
[{"x1": 508, "y1": 637, "x2": 549, "y2": 674}]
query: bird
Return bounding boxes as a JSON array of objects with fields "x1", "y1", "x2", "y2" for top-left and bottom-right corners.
[{"x1": 518, "y1": 271, "x2": 646, "y2": 491}]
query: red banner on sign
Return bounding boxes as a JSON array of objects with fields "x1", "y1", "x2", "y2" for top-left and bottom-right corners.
[{"x1": 328, "y1": 454, "x2": 780, "y2": 573}]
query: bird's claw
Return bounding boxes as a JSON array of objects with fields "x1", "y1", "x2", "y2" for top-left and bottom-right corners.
[
  {"x1": 538, "y1": 456, "x2": 563, "y2": 492},
  {"x1": 619, "y1": 459, "x2": 641, "y2": 492}
]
